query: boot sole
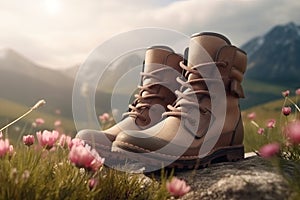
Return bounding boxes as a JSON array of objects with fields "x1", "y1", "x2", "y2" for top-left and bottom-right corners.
[{"x1": 112, "y1": 142, "x2": 244, "y2": 171}]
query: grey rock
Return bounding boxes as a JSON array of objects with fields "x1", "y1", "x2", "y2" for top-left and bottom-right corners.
[{"x1": 174, "y1": 154, "x2": 290, "y2": 200}]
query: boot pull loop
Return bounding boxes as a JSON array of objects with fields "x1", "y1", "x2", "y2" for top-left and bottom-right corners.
[
  {"x1": 139, "y1": 60, "x2": 145, "y2": 86},
  {"x1": 181, "y1": 47, "x2": 189, "y2": 77}
]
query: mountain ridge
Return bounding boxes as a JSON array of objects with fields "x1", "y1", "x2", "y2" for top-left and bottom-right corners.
[{"x1": 242, "y1": 22, "x2": 300, "y2": 87}]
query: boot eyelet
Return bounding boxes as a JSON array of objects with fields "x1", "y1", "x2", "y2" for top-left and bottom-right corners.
[{"x1": 202, "y1": 109, "x2": 208, "y2": 115}]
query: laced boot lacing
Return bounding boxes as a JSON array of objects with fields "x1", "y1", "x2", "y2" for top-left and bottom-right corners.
[
  {"x1": 162, "y1": 61, "x2": 227, "y2": 124},
  {"x1": 122, "y1": 67, "x2": 176, "y2": 122}
]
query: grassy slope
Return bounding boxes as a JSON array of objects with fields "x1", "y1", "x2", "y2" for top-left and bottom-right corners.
[
  {"x1": 0, "y1": 98, "x2": 76, "y2": 140},
  {"x1": 241, "y1": 79, "x2": 288, "y2": 109}
]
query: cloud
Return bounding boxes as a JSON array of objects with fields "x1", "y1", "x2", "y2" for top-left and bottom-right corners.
[{"x1": 0, "y1": 0, "x2": 299, "y2": 68}]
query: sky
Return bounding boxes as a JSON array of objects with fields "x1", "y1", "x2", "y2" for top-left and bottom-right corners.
[{"x1": 0, "y1": 0, "x2": 299, "y2": 69}]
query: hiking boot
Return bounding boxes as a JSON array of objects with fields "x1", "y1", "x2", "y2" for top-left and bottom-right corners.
[
  {"x1": 112, "y1": 32, "x2": 247, "y2": 170},
  {"x1": 76, "y1": 46, "x2": 183, "y2": 164}
]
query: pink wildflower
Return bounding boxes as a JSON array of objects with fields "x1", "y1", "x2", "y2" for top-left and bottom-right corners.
[
  {"x1": 99, "y1": 113, "x2": 110, "y2": 123},
  {"x1": 36, "y1": 130, "x2": 59, "y2": 149},
  {"x1": 166, "y1": 177, "x2": 191, "y2": 197},
  {"x1": 282, "y1": 106, "x2": 292, "y2": 116},
  {"x1": 282, "y1": 90, "x2": 290, "y2": 97},
  {"x1": 247, "y1": 112, "x2": 256, "y2": 120},
  {"x1": 35, "y1": 118, "x2": 45, "y2": 126},
  {"x1": 31, "y1": 122, "x2": 37, "y2": 128},
  {"x1": 54, "y1": 120, "x2": 61, "y2": 127},
  {"x1": 296, "y1": 88, "x2": 300, "y2": 96},
  {"x1": 57, "y1": 134, "x2": 72, "y2": 148},
  {"x1": 257, "y1": 128, "x2": 265, "y2": 135},
  {"x1": 55, "y1": 109, "x2": 61, "y2": 115},
  {"x1": 88, "y1": 178, "x2": 98, "y2": 190},
  {"x1": 23, "y1": 135, "x2": 35, "y2": 146},
  {"x1": 0, "y1": 139, "x2": 11, "y2": 157},
  {"x1": 259, "y1": 143, "x2": 280, "y2": 158},
  {"x1": 69, "y1": 144, "x2": 105, "y2": 171},
  {"x1": 68, "y1": 138, "x2": 85, "y2": 149},
  {"x1": 284, "y1": 121, "x2": 300, "y2": 144},
  {"x1": 267, "y1": 119, "x2": 276, "y2": 128},
  {"x1": 9, "y1": 145, "x2": 14, "y2": 155},
  {"x1": 0, "y1": 131, "x2": 2, "y2": 139}
]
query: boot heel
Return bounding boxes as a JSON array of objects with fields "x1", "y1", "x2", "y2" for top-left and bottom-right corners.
[{"x1": 225, "y1": 146, "x2": 244, "y2": 162}]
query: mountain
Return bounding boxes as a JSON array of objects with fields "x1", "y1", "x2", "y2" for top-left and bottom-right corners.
[
  {"x1": 240, "y1": 22, "x2": 300, "y2": 109},
  {"x1": 0, "y1": 48, "x2": 75, "y2": 117},
  {"x1": 242, "y1": 22, "x2": 300, "y2": 87},
  {"x1": 0, "y1": 48, "x2": 140, "y2": 126}
]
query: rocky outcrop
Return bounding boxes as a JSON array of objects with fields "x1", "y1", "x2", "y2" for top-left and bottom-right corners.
[{"x1": 175, "y1": 153, "x2": 290, "y2": 200}]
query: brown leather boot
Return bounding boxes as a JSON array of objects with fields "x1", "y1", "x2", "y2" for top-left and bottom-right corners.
[
  {"x1": 76, "y1": 46, "x2": 183, "y2": 163},
  {"x1": 112, "y1": 32, "x2": 247, "y2": 170}
]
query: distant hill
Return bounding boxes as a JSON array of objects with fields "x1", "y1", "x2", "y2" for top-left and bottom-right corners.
[
  {"x1": 0, "y1": 48, "x2": 141, "y2": 127},
  {"x1": 0, "y1": 48, "x2": 74, "y2": 117}
]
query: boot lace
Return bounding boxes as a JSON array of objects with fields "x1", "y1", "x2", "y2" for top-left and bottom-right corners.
[
  {"x1": 162, "y1": 61, "x2": 226, "y2": 123},
  {"x1": 122, "y1": 67, "x2": 175, "y2": 121}
]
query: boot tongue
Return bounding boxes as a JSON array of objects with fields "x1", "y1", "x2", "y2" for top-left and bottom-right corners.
[
  {"x1": 186, "y1": 33, "x2": 231, "y2": 90},
  {"x1": 134, "y1": 46, "x2": 176, "y2": 126},
  {"x1": 142, "y1": 46, "x2": 174, "y2": 85},
  {"x1": 134, "y1": 46, "x2": 174, "y2": 111}
]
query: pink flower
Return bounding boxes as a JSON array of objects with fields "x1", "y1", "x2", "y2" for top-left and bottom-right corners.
[
  {"x1": 257, "y1": 128, "x2": 265, "y2": 135},
  {"x1": 247, "y1": 112, "x2": 256, "y2": 120},
  {"x1": 54, "y1": 120, "x2": 61, "y2": 127},
  {"x1": 23, "y1": 135, "x2": 35, "y2": 146},
  {"x1": 282, "y1": 106, "x2": 292, "y2": 116},
  {"x1": 68, "y1": 138, "x2": 85, "y2": 149},
  {"x1": 166, "y1": 177, "x2": 191, "y2": 197},
  {"x1": 55, "y1": 109, "x2": 61, "y2": 115},
  {"x1": 284, "y1": 121, "x2": 300, "y2": 144},
  {"x1": 266, "y1": 119, "x2": 276, "y2": 128},
  {"x1": 296, "y1": 88, "x2": 300, "y2": 96},
  {"x1": 36, "y1": 130, "x2": 59, "y2": 148},
  {"x1": 57, "y1": 134, "x2": 72, "y2": 148},
  {"x1": 31, "y1": 122, "x2": 37, "y2": 128},
  {"x1": 88, "y1": 178, "x2": 98, "y2": 190},
  {"x1": 69, "y1": 144, "x2": 105, "y2": 171},
  {"x1": 35, "y1": 118, "x2": 45, "y2": 126},
  {"x1": 0, "y1": 131, "x2": 3, "y2": 139},
  {"x1": 259, "y1": 143, "x2": 280, "y2": 158},
  {"x1": 99, "y1": 113, "x2": 110, "y2": 123},
  {"x1": 282, "y1": 90, "x2": 290, "y2": 97},
  {"x1": 0, "y1": 139, "x2": 13, "y2": 157},
  {"x1": 8, "y1": 145, "x2": 14, "y2": 156},
  {"x1": 0, "y1": 139, "x2": 11, "y2": 157}
]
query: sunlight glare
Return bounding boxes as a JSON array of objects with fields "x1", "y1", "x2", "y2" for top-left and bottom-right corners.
[{"x1": 44, "y1": 0, "x2": 62, "y2": 15}]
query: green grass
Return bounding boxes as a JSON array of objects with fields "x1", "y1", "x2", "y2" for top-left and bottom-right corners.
[
  {"x1": 0, "y1": 144, "x2": 170, "y2": 200},
  {"x1": 243, "y1": 79, "x2": 287, "y2": 95},
  {"x1": 242, "y1": 96, "x2": 299, "y2": 152},
  {"x1": 241, "y1": 79, "x2": 288, "y2": 109}
]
